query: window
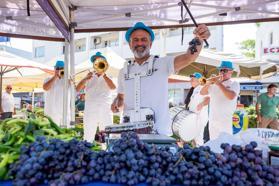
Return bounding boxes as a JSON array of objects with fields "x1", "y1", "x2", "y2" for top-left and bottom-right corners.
[
  {"x1": 90, "y1": 36, "x2": 102, "y2": 49},
  {"x1": 75, "y1": 38, "x2": 86, "y2": 52},
  {"x1": 62, "y1": 45, "x2": 65, "y2": 54},
  {"x1": 34, "y1": 46, "x2": 45, "y2": 58},
  {"x1": 270, "y1": 32, "x2": 273, "y2": 45}
]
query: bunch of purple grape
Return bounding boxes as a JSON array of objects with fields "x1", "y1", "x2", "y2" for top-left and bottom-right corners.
[
  {"x1": 9, "y1": 137, "x2": 95, "y2": 186},
  {"x1": 9, "y1": 132, "x2": 279, "y2": 186}
]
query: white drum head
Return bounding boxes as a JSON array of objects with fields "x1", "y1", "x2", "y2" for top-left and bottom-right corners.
[{"x1": 170, "y1": 107, "x2": 200, "y2": 141}]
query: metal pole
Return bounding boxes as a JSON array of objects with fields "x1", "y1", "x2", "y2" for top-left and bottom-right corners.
[
  {"x1": 180, "y1": 0, "x2": 209, "y2": 48},
  {"x1": 62, "y1": 42, "x2": 70, "y2": 128},
  {"x1": 31, "y1": 90, "x2": 35, "y2": 108},
  {"x1": 0, "y1": 67, "x2": 3, "y2": 111},
  {"x1": 69, "y1": 9, "x2": 76, "y2": 127}
]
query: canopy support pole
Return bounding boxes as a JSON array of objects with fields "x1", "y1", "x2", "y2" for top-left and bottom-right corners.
[
  {"x1": 0, "y1": 67, "x2": 3, "y2": 111},
  {"x1": 62, "y1": 42, "x2": 70, "y2": 128},
  {"x1": 69, "y1": 9, "x2": 76, "y2": 127}
]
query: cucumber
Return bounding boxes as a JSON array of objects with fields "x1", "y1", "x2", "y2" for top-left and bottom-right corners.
[{"x1": 0, "y1": 144, "x2": 12, "y2": 153}]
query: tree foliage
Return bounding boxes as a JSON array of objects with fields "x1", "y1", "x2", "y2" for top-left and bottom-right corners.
[{"x1": 239, "y1": 39, "x2": 255, "y2": 58}]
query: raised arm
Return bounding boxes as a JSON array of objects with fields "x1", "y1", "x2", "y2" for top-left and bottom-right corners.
[
  {"x1": 174, "y1": 24, "x2": 210, "y2": 72},
  {"x1": 76, "y1": 72, "x2": 93, "y2": 92}
]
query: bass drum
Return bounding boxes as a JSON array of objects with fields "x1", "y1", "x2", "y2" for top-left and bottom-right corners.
[{"x1": 170, "y1": 107, "x2": 200, "y2": 142}]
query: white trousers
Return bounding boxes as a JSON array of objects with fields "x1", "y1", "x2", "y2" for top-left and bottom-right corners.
[
  {"x1": 209, "y1": 120, "x2": 232, "y2": 140},
  {"x1": 83, "y1": 103, "x2": 112, "y2": 142}
]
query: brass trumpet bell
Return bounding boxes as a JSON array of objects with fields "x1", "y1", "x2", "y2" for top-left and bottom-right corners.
[
  {"x1": 59, "y1": 70, "x2": 64, "y2": 76},
  {"x1": 199, "y1": 75, "x2": 222, "y2": 85},
  {"x1": 93, "y1": 57, "x2": 109, "y2": 73}
]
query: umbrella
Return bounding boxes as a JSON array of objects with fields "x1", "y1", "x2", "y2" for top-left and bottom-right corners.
[
  {"x1": 178, "y1": 50, "x2": 278, "y2": 79},
  {"x1": 0, "y1": 51, "x2": 53, "y2": 106},
  {"x1": 3, "y1": 73, "x2": 50, "y2": 92}
]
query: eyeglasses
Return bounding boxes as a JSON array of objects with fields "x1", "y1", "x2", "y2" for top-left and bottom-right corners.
[
  {"x1": 6, "y1": 87, "x2": 12, "y2": 90},
  {"x1": 219, "y1": 69, "x2": 229, "y2": 73}
]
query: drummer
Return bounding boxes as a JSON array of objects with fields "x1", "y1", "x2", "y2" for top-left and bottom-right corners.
[
  {"x1": 111, "y1": 22, "x2": 211, "y2": 135},
  {"x1": 187, "y1": 72, "x2": 210, "y2": 146}
]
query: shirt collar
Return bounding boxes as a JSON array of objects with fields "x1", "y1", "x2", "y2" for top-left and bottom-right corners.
[{"x1": 131, "y1": 55, "x2": 154, "y2": 66}]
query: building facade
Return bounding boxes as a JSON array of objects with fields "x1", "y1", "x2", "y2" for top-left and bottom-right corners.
[
  {"x1": 31, "y1": 26, "x2": 223, "y2": 64},
  {"x1": 255, "y1": 22, "x2": 279, "y2": 63}
]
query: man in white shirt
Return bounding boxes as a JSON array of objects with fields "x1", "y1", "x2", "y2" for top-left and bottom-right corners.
[
  {"x1": 200, "y1": 61, "x2": 240, "y2": 140},
  {"x1": 1, "y1": 85, "x2": 15, "y2": 119},
  {"x1": 43, "y1": 60, "x2": 71, "y2": 127},
  {"x1": 111, "y1": 22, "x2": 210, "y2": 136},
  {"x1": 76, "y1": 52, "x2": 116, "y2": 142}
]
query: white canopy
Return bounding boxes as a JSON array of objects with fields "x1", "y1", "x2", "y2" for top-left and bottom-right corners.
[{"x1": 0, "y1": 0, "x2": 279, "y2": 40}]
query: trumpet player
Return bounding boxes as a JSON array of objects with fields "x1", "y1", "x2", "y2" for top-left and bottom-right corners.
[
  {"x1": 43, "y1": 60, "x2": 71, "y2": 127},
  {"x1": 200, "y1": 61, "x2": 240, "y2": 140},
  {"x1": 76, "y1": 52, "x2": 116, "y2": 142}
]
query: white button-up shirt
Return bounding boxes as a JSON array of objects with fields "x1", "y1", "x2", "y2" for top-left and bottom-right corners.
[
  {"x1": 117, "y1": 55, "x2": 175, "y2": 135},
  {"x1": 208, "y1": 79, "x2": 240, "y2": 138},
  {"x1": 1, "y1": 92, "x2": 15, "y2": 112},
  {"x1": 44, "y1": 77, "x2": 71, "y2": 126},
  {"x1": 85, "y1": 74, "x2": 112, "y2": 105}
]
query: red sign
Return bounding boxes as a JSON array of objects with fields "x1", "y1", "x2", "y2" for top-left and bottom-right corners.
[{"x1": 263, "y1": 47, "x2": 279, "y2": 54}]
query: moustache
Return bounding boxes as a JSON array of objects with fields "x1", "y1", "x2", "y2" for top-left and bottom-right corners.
[{"x1": 134, "y1": 45, "x2": 146, "y2": 50}]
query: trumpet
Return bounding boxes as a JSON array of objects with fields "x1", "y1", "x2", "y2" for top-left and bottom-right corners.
[
  {"x1": 59, "y1": 70, "x2": 64, "y2": 76},
  {"x1": 199, "y1": 75, "x2": 223, "y2": 85},
  {"x1": 93, "y1": 57, "x2": 109, "y2": 73}
]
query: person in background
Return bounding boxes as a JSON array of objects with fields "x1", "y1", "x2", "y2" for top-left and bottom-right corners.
[
  {"x1": 200, "y1": 61, "x2": 240, "y2": 140},
  {"x1": 186, "y1": 72, "x2": 210, "y2": 146},
  {"x1": 256, "y1": 83, "x2": 279, "y2": 130},
  {"x1": 76, "y1": 52, "x2": 116, "y2": 142},
  {"x1": 43, "y1": 60, "x2": 71, "y2": 126},
  {"x1": 26, "y1": 104, "x2": 33, "y2": 113},
  {"x1": 75, "y1": 90, "x2": 85, "y2": 112},
  {"x1": 0, "y1": 85, "x2": 15, "y2": 119}
]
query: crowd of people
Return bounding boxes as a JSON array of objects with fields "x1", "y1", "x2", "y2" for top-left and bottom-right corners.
[{"x1": 2, "y1": 22, "x2": 278, "y2": 144}]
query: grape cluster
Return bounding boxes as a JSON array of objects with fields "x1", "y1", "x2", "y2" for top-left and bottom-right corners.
[
  {"x1": 219, "y1": 142, "x2": 279, "y2": 185},
  {"x1": 9, "y1": 132, "x2": 279, "y2": 186},
  {"x1": 9, "y1": 136, "x2": 95, "y2": 186}
]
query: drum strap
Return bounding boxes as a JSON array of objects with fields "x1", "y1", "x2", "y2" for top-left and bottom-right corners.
[{"x1": 124, "y1": 55, "x2": 159, "y2": 80}]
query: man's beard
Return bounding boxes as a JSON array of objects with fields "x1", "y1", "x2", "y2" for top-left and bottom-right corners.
[{"x1": 132, "y1": 45, "x2": 150, "y2": 59}]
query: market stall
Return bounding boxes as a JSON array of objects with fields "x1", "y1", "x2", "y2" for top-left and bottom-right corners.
[{"x1": 0, "y1": 0, "x2": 279, "y2": 185}]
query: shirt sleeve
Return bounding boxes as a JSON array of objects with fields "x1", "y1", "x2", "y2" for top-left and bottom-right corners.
[
  {"x1": 165, "y1": 56, "x2": 176, "y2": 75},
  {"x1": 117, "y1": 68, "x2": 125, "y2": 94},
  {"x1": 230, "y1": 81, "x2": 240, "y2": 96},
  {"x1": 43, "y1": 77, "x2": 51, "y2": 84},
  {"x1": 256, "y1": 94, "x2": 262, "y2": 104}
]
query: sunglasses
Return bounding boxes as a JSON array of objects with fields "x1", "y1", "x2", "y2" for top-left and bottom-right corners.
[
  {"x1": 6, "y1": 87, "x2": 12, "y2": 90},
  {"x1": 55, "y1": 67, "x2": 64, "y2": 70},
  {"x1": 219, "y1": 69, "x2": 230, "y2": 73}
]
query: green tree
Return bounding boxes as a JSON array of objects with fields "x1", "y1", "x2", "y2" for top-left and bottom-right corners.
[{"x1": 239, "y1": 39, "x2": 255, "y2": 58}]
